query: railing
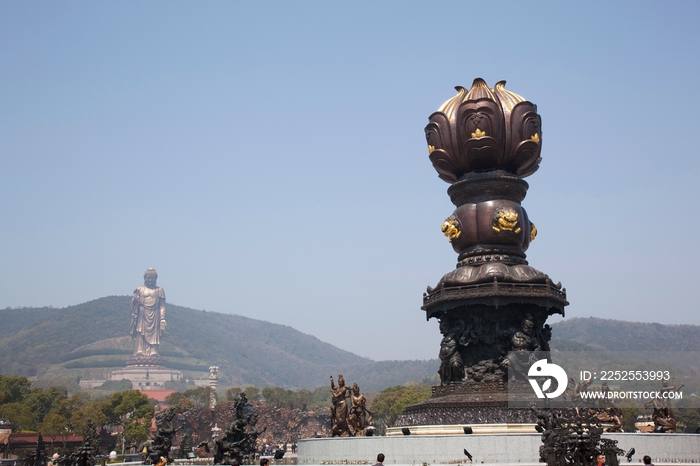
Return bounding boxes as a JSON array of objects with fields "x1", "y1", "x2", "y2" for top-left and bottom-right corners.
[{"x1": 423, "y1": 278, "x2": 567, "y2": 306}]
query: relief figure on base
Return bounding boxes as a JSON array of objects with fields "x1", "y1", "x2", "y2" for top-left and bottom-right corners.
[
  {"x1": 130, "y1": 268, "x2": 167, "y2": 357},
  {"x1": 506, "y1": 314, "x2": 541, "y2": 381},
  {"x1": 438, "y1": 318, "x2": 465, "y2": 385}
]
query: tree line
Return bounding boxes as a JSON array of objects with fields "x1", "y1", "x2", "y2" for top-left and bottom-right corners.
[
  {"x1": 0, "y1": 373, "x2": 434, "y2": 449},
  {"x1": 0, "y1": 374, "x2": 153, "y2": 451}
]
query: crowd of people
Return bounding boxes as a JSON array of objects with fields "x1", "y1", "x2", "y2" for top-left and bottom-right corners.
[{"x1": 257, "y1": 442, "x2": 297, "y2": 456}]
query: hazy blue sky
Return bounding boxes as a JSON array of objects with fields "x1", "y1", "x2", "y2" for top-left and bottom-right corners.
[{"x1": 1, "y1": 1, "x2": 699, "y2": 361}]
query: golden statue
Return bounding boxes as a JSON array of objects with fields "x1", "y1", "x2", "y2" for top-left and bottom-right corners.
[
  {"x1": 330, "y1": 375, "x2": 350, "y2": 437},
  {"x1": 130, "y1": 268, "x2": 167, "y2": 357},
  {"x1": 348, "y1": 382, "x2": 373, "y2": 436},
  {"x1": 441, "y1": 215, "x2": 462, "y2": 243},
  {"x1": 492, "y1": 208, "x2": 521, "y2": 234}
]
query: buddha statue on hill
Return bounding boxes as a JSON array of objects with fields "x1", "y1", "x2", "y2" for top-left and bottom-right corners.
[{"x1": 128, "y1": 268, "x2": 167, "y2": 365}]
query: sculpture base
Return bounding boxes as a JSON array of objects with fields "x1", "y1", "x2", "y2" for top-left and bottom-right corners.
[
  {"x1": 297, "y1": 433, "x2": 700, "y2": 464},
  {"x1": 125, "y1": 354, "x2": 167, "y2": 366},
  {"x1": 394, "y1": 394, "x2": 537, "y2": 426},
  {"x1": 108, "y1": 365, "x2": 182, "y2": 390},
  {"x1": 386, "y1": 423, "x2": 536, "y2": 436},
  {"x1": 395, "y1": 382, "x2": 544, "y2": 427}
]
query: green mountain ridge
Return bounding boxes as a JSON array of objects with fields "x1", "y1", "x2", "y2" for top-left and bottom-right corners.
[
  {"x1": 552, "y1": 317, "x2": 700, "y2": 396},
  {"x1": 551, "y1": 316, "x2": 700, "y2": 351},
  {"x1": 0, "y1": 296, "x2": 437, "y2": 391},
  {"x1": 3, "y1": 299, "x2": 700, "y2": 393}
]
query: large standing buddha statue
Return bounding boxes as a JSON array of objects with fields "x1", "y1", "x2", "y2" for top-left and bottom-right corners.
[{"x1": 127, "y1": 268, "x2": 167, "y2": 366}]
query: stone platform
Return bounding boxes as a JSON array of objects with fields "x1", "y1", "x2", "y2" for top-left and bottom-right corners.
[
  {"x1": 297, "y1": 433, "x2": 700, "y2": 464},
  {"x1": 386, "y1": 423, "x2": 536, "y2": 436},
  {"x1": 108, "y1": 365, "x2": 182, "y2": 389},
  {"x1": 394, "y1": 384, "x2": 541, "y2": 426}
]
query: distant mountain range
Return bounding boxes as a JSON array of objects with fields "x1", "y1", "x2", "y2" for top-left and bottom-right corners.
[
  {"x1": 551, "y1": 317, "x2": 700, "y2": 351},
  {"x1": 2, "y1": 297, "x2": 698, "y2": 392},
  {"x1": 0, "y1": 296, "x2": 436, "y2": 391},
  {"x1": 551, "y1": 317, "x2": 700, "y2": 397}
]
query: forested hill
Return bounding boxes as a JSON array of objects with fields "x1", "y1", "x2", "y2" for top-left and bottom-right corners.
[
  {"x1": 551, "y1": 317, "x2": 700, "y2": 394},
  {"x1": 551, "y1": 317, "x2": 700, "y2": 351},
  {"x1": 0, "y1": 296, "x2": 436, "y2": 391},
  {"x1": 2, "y1": 299, "x2": 698, "y2": 393}
]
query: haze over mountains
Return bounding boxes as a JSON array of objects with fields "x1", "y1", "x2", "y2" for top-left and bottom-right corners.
[
  {"x1": 0, "y1": 296, "x2": 437, "y2": 391},
  {"x1": 2, "y1": 296, "x2": 699, "y2": 393}
]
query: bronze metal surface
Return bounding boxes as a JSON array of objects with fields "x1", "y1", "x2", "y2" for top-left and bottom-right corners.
[
  {"x1": 129, "y1": 268, "x2": 167, "y2": 364},
  {"x1": 410, "y1": 79, "x2": 569, "y2": 424}
]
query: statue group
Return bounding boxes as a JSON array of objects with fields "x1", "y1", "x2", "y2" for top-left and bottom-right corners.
[
  {"x1": 533, "y1": 407, "x2": 624, "y2": 466},
  {"x1": 199, "y1": 393, "x2": 265, "y2": 465},
  {"x1": 139, "y1": 396, "x2": 270, "y2": 465},
  {"x1": 438, "y1": 311, "x2": 552, "y2": 386},
  {"x1": 142, "y1": 408, "x2": 182, "y2": 465},
  {"x1": 330, "y1": 375, "x2": 373, "y2": 437},
  {"x1": 645, "y1": 378, "x2": 684, "y2": 433},
  {"x1": 567, "y1": 380, "x2": 623, "y2": 433}
]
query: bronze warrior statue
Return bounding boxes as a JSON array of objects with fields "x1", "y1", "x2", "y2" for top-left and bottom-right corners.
[
  {"x1": 199, "y1": 393, "x2": 264, "y2": 465},
  {"x1": 330, "y1": 375, "x2": 350, "y2": 437},
  {"x1": 143, "y1": 408, "x2": 181, "y2": 464},
  {"x1": 348, "y1": 382, "x2": 373, "y2": 436}
]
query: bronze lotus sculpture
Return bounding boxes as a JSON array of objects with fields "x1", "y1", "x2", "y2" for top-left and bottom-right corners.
[
  {"x1": 426, "y1": 78, "x2": 542, "y2": 182},
  {"x1": 424, "y1": 78, "x2": 560, "y2": 291},
  {"x1": 396, "y1": 78, "x2": 569, "y2": 426}
]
